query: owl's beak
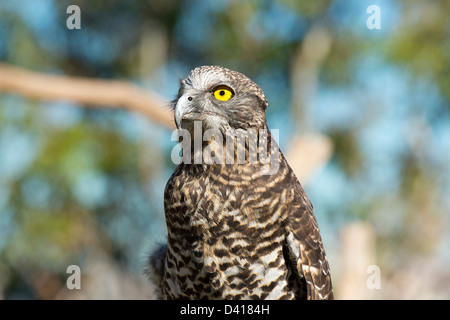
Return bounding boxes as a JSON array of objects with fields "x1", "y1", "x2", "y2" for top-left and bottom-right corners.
[{"x1": 175, "y1": 94, "x2": 197, "y2": 128}]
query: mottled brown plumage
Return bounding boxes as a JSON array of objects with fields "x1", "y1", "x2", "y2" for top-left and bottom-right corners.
[{"x1": 148, "y1": 66, "x2": 333, "y2": 300}]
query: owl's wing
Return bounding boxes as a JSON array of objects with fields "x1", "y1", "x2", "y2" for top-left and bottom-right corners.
[{"x1": 284, "y1": 188, "x2": 334, "y2": 300}]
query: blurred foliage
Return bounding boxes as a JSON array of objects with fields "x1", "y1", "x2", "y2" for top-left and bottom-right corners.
[{"x1": 0, "y1": 0, "x2": 449, "y2": 299}]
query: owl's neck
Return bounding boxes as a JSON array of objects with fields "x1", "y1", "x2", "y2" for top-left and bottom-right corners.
[{"x1": 179, "y1": 124, "x2": 281, "y2": 175}]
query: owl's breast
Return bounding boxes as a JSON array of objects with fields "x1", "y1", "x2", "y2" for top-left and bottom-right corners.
[{"x1": 161, "y1": 165, "x2": 296, "y2": 299}]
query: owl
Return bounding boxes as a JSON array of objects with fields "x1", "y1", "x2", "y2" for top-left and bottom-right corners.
[{"x1": 148, "y1": 65, "x2": 333, "y2": 300}]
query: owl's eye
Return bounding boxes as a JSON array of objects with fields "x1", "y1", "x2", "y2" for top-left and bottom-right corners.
[{"x1": 213, "y1": 86, "x2": 234, "y2": 102}]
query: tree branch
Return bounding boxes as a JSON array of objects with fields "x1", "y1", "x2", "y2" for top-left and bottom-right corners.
[{"x1": 0, "y1": 62, "x2": 175, "y2": 129}]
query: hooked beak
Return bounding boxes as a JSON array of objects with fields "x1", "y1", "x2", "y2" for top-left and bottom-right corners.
[{"x1": 175, "y1": 94, "x2": 196, "y2": 129}]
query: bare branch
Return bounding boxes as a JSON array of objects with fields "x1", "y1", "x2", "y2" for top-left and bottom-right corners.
[
  {"x1": 0, "y1": 62, "x2": 175, "y2": 129},
  {"x1": 285, "y1": 133, "x2": 333, "y2": 185}
]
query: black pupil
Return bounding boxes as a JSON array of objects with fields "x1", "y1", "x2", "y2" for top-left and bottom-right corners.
[{"x1": 219, "y1": 90, "x2": 225, "y2": 96}]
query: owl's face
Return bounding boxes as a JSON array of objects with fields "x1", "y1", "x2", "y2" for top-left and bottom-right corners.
[{"x1": 173, "y1": 66, "x2": 268, "y2": 133}]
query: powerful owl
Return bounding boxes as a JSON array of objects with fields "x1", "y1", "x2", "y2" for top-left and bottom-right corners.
[{"x1": 149, "y1": 66, "x2": 333, "y2": 300}]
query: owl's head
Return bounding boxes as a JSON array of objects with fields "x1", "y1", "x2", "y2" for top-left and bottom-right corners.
[{"x1": 173, "y1": 66, "x2": 268, "y2": 132}]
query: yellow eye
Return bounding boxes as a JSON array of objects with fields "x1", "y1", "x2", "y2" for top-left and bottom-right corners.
[{"x1": 213, "y1": 86, "x2": 233, "y2": 101}]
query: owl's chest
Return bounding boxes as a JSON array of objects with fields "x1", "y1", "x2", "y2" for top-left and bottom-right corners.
[
  {"x1": 162, "y1": 169, "x2": 294, "y2": 299},
  {"x1": 164, "y1": 169, "x2": 239, "y2": 233}
]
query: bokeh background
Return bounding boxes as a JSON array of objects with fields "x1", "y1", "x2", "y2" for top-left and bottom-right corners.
[{"x1": 0, "y1": 0, "x2": 449, "y2": 299}]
